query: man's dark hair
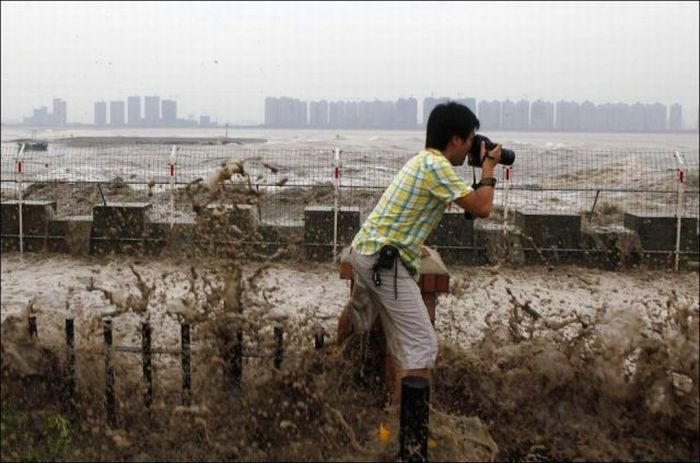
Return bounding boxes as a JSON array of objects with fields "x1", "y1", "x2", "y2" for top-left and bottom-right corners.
[{"x1": 425, "y1": 102, "x2": 480, "y2": 151}]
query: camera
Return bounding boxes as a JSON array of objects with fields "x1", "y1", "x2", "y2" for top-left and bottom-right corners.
[{"x1": 467, "y1": 134, "x2": 515, "y2": 167}]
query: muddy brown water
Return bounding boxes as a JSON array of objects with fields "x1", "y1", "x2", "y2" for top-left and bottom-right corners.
[{"x1": 2, "y1": 289, "x2": 698, "y2": 461}]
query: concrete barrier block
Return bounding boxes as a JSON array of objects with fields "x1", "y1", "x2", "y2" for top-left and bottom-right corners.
[
  {"x1": 473, "y1": 223, "x2": 524, "y2": 266},
  {"x1": 92, "y1": 202, "x2": 152, "y2": 239},
  {"x1": 304, "y1": 206, "x2": 360, "y2": 261},
  {"x1": 426, "y1": 209, "x2": 475, "y2": 247},
  {"x1": 580, "y1": 226, "x2": 641, "y2": 269},
  {"x1": 424, "y1": 209, "x2": 482, "y2": 265},
  {"x1": 148, "y1": 218, "x2": 196, "y2": 256},
  {"x1": 43, "y1": 216, "x2": 93, "y2": 255},
  {"x1": 0, "y1": 200, "x2": 57, "y2": 252},
  {"x1": 514, "y1": 209, "x2": 581, "y2": 249},
  {"x1": 1, "y1": 200, "x2": 57, "y2": 236},
  {"x1": 623, "y1": 213, "x2": 699, "y2": 252},
  {"x1": 64, "y1": 216, "x2": 93, "y2": 255}
]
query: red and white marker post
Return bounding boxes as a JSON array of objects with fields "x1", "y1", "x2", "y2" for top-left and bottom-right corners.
[
  {"x1": 673, "y1": 151, "x2": 687, "y2": 272},
  {"x1": 169, "y1": 145, "x2": 177, "y2": 229},
  {"x1": 502, "y1": 166, "x2": 512, "y2": 224},
  {"x1": 332, "y1": 148, "x2": 341, "y2": 260},
  {"x1": 16, "y1": 143, "x2": 26, "y2": 253}
]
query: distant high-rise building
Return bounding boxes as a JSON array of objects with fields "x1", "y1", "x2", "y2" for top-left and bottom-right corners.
[
  {"x1": 265, "y1": 97, "x2": 280, "y2": 127},
  {"x1": 127, "y1": 96, "x2": 141, "y2": 126},
  {"x1": 357, "y1": 101, "x2": 369, "y2": 127},
  {"x1": 396, "y1": 98, "x2": 418, "y2": 128},
  {"x1": 144, "y1": 96, "x2": 160, "y2": 126},
  {"x1": 422, "y1": 97, "x2": 449, "y2": 126},
  {"x1": 328, "y1": 101, "x2": 344, "y2": 127},
  {"x1": 24, "y1": 106, "x2": 50, "y2": 126},
  {"x1": 555, "y1": 101, "x2": 581, "y2": 131},
  {"x1": 161, "y1": 99, "x2": 177, "y2": 125},
  {"x1": 669, "y1": 104, "x2": 682, "y2": 131},
  {"x1": 457, "y1": 98, "x2": 477, "y2": 115},
  {"x1": 647, "y1": 103, "x2": 667, "y2": 132},
  {"x1": 501, "y1": 100, "x2": 516, "y2": 130},
  {"x1": 94, "y1": 101, "x2": 107, "y2": 126},
  {"x1": 309, "y1": 100, "x2": 329, "y2": 127},
  {"x1": 264, "y1": 97, "x2": 306, "y2": 127},
  {"x1": 530, "y1": 100, "x2": 555, "y2": 131},
  {"x1": 345, "y1": 101, "x2": 358, "y2": 127},
  {"x1": 478, "y1": 100, "x2": 502, "y2": 130},
  {"x1": 580, "y1": 101, "x2": 597, "y2": 132},
  {"x1": 110, "y1": 101, "x2": 125, "y2": 126},
  {"x1": 514, "y1": 99, "x2": 530, "y2": 130},
  {"x1": 52, "y1": 98, "x2": 67, "y2": 125},
  {"x1": 199, "y1": 115, "x2": 211, "y2": 127}
]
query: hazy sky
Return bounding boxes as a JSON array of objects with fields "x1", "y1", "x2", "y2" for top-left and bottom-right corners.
[{"x1": 1, "y1": 1, "x2": 698, "y2": 125}]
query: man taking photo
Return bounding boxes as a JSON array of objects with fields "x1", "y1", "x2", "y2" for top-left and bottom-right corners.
[{"x1": 337, "y1": 101, "x2": 502, "y2": 405}]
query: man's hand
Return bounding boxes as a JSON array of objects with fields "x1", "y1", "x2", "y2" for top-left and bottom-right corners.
[{"x1": 481, "y1": 141, "x2": 502, "y2": 167}]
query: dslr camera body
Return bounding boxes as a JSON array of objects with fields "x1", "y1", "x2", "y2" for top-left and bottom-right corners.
[{"x1": 467, "y1": 134, "x2": 515, "y2": 167}]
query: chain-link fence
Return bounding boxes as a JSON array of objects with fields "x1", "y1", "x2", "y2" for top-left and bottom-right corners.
[{"x1": 1, "y1": 142, "x2": 698, "y2": 229}]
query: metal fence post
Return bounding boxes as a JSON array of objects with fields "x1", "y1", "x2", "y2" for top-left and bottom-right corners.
[
  {"x1": 27, "y1": 315, "x2": 37, "y2": 338},
  {"x1": 142, "y1": 322, "x2": 153, "y2": 408},
  {"x1": 333, "y1": 148, "x2": 341, "y2": 260},
  {"x1": 399, "y1": 376, "x2": 430, "y2": 463},
  {"x1": 104, "y1": 319, "x2": 117, "y2": 428},
  {"x1": 314, "y1": 330, "x2": 325, "y2": 350},
  {"x1": 274, "y1": 326, "x2": 284, "y2": 369},
  {"x1": 16, "y1": 143, "x2": 26, "y2": 254},
  {"x1": 224, "y1": 330, "x2": 243, "y2": 390},
  {"x1": 170, "y1": 145, "x2": 177, "y2": 230},
  {"x1": 65, "y1": 318, "x2": 76, "y2": 413},
  {"x1": 181, "y1": 322, "x2": 192, "y2": 405},
  {"x1": 673, "y1": 151, "x2": 686, "y2": 272}
]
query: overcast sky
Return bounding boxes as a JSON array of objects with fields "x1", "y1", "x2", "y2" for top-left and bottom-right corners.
[{"x1": 1, "y1": 1, "x2": 698, "y2": 126}]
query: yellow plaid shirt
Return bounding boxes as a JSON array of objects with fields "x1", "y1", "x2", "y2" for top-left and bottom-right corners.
[{"x1": 351, "y1": 148, "x2": 472, "y2": 274}]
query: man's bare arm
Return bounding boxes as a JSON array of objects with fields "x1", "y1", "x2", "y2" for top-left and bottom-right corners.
[{"x1": 454, "y1": 143, "x2": 501, "y2": 218}]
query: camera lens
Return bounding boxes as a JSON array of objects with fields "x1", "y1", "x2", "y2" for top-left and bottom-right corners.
[{"x1": 499, "y1": 148, "x2": 515, "y2": 166}]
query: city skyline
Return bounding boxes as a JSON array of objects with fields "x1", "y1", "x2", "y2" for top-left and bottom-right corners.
[
  {"x1": 21, "y1": 95, "x2": 218, "y2": 128},
  {"x1": 264, "y1": 96, "x2": 690, "y2": 132},
  {"x1": 12, "y1": 94, "x2": 696, "y2": 133},
  {"x1": 1, "y1": 2, "x2": 697, "y2": 127}
]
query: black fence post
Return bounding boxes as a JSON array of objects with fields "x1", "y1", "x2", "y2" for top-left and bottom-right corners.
[
  {"x1": 28, "y1": 316, "x2": 37, "y2": 338},
  {"x1": 103, "y1": 319, "x2": 117, "y2": 428},
  {"x1": 314, "y1": 331, "x2": 325, "y2": 350},
  {"x1": 142, "y1": 322, "x2": 153, "y2": 409},
  {"x1": 399, "y1": 376, "x2": 430, "y2": 463},
  {"x1": 224, "y1": 329, "x2": 243, "y2": 390},
  {"x1": 65, "y1": 318, "x2": 76, "y2": 413},
  {"x1": 181, "y1": 322, "x2": 191, "y2": 405},
  {"x1": 312, "y1": 329, "x2": 325, "y2": 374},
  {"x1": 274, "y1": 326, "x2": 284, "y2": 370}
]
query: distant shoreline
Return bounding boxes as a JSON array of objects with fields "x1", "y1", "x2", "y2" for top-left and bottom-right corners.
[{"x1": 48, "y1": 136, "x2": 267, "y2": 146}]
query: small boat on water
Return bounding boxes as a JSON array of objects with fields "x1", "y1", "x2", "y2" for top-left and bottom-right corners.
[{"x1": 16, "y1": 139, "x2": 49, "y2": 151}]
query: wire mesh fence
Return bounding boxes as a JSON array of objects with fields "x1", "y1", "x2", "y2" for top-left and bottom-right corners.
[{"x1": 1, "y1": 143, "x2": 698, "y2": 227}]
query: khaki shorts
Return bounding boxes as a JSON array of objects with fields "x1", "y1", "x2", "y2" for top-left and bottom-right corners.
[{"x1": 345, "y1": 249, "x2": 438, "y2": 371}]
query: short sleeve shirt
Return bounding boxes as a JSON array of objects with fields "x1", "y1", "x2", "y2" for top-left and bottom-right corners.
[{"x1": 351, "y1": 148, "x2": 472, "y2": 273}]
